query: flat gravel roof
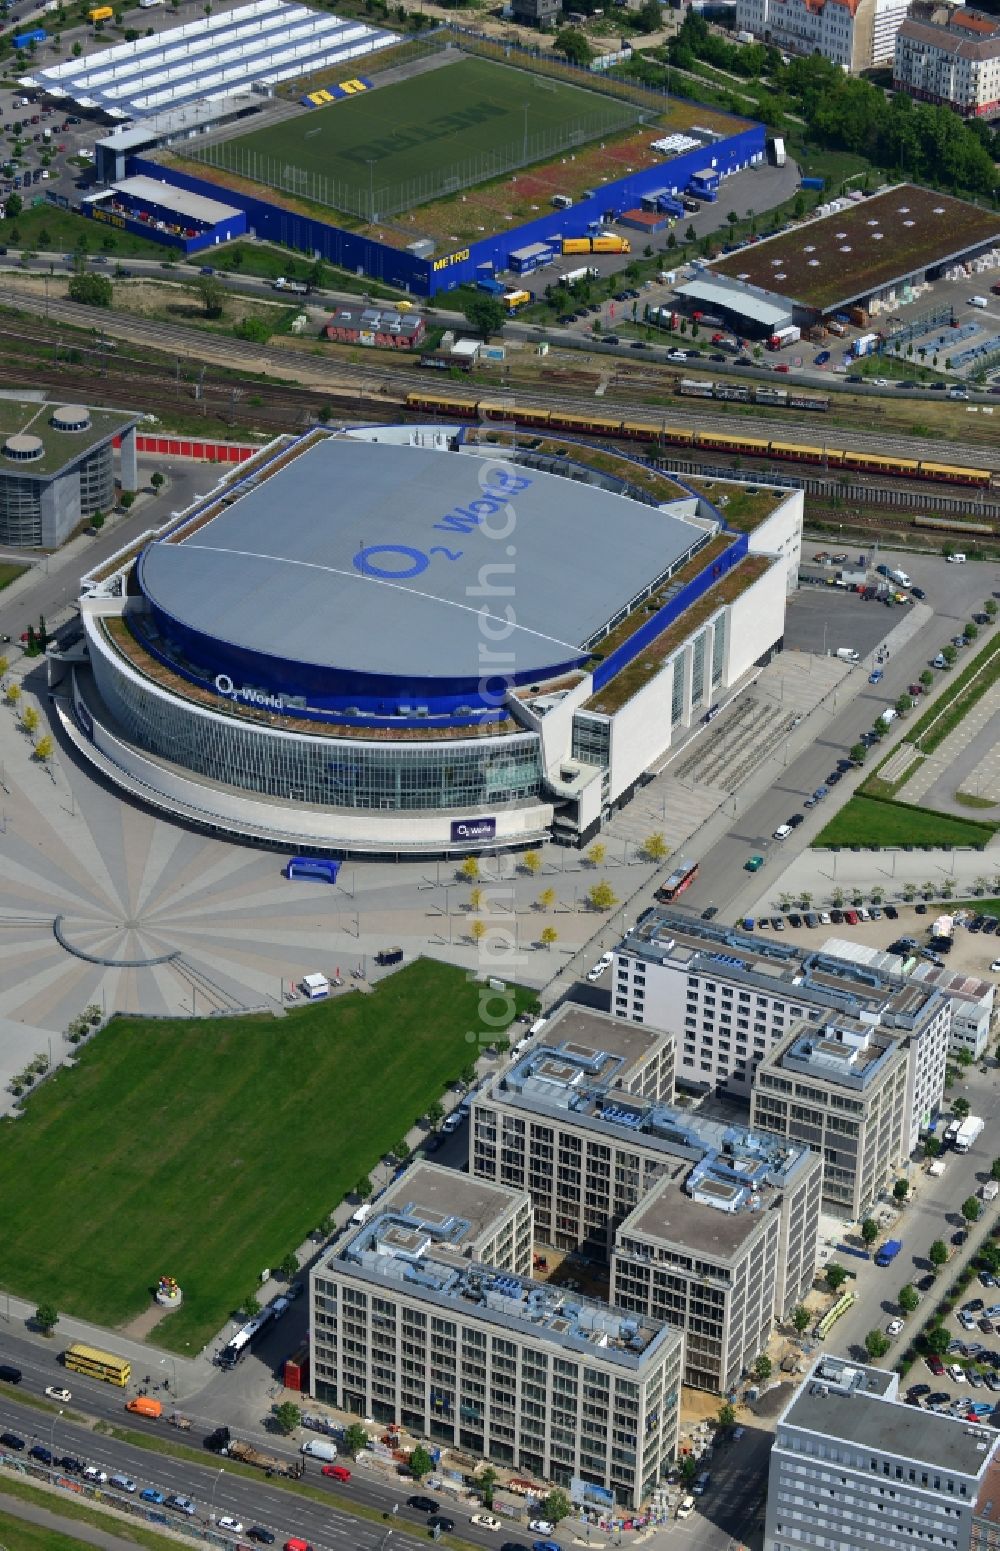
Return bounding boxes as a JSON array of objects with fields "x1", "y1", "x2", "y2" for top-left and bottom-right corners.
[{"x1": 139, "y1": 438, "x2": 700, "y2": 683}]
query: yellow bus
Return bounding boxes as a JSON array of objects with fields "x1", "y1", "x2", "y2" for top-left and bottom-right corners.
[
  {"x1": 63, "y1": 1342, "x2": 131, "y2": 1386},
  {"x1": 89, "y1": 5, "x2": 114, "y2": 19}
]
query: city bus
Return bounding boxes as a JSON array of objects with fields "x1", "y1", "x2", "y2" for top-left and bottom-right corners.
[
  {"x1": 656, "y1": 859, "x2": 699, "y2": 902},
  {"x1": 63, "y1": 1342, "x2": 131, "y2": 1386}
]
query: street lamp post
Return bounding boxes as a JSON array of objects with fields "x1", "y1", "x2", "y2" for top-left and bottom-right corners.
[
  {"x1": 48, "y1": 1408, "x2": 62, "y2": 1481},
  {"x1": 209, "y1": 1466, "x2": 224, "y2": 1521}
]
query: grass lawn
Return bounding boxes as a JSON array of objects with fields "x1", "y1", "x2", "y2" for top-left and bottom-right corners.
[
  {"x1": 195, "y1": 57, "x2": 641, "y2": 215},
  {"x1": 0, "y1": 1484, "x2": 181, "y2": 1551},
  {"x1": 0, "y1": 561, "x2": 26, "y2": 589},
  {"x1": 0, "y1": 959, "x2": 530, "y2": 1353},
  {"x1": 814, "y1": 795, "x2": 995, "y2": 849},
  {"x1": 3, "y1": 203, "x2": 169, "y2": 261}
]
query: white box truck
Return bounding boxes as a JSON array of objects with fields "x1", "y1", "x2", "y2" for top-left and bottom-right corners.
[
  {"x1": 770, "y1": 135, "x2": 786, "y2": 167},
  {"x1": 889, "y1": 567, "x2": 911, "y2": 588},
  {"x1": 954, "y1": 1115, "x2": 985, "y2": 1153},
  {"x1": 835, "y1": 647, "x2": 860, "y2": 663}
]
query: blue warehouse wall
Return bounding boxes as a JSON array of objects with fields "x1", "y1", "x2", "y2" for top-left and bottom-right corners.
[{"x1": 129, "y1": 119, "x2": 763, "y2": 297}]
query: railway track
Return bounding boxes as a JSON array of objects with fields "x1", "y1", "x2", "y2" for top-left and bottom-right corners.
[{"x1": 1, "y1": 285, "x2": 997, "y2": 477}]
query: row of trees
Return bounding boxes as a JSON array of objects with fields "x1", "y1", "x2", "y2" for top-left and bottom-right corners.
[{"x1": 665, "y1": 14, "x2": 999, "y2": 196}]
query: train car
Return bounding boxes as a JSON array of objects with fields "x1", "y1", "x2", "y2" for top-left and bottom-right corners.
[
  {"x1": 842, "y1": 450, "x2": 919, "y2": 477},
  {"x1": 919, "y1": 462, "x2": 991, "y2": 488},
  {"x1": 754, "y1": 386, "x2": 788, "y2": 407},
  {"x1": 477, "y1": 401, "x2": 551, "y2": 428},
  {"x1": 695, "y1": 431, "x2": 770, "y2": 457},
  {"x1": 405, "y1": 392, "x2": 477, "y2": 417},
  {"x1": 788, "y1": 394, "x2": 830, "y2": 413},
  {"x1": 677, "y1": 379, "x2": 714, "y2": 399},
  {"x1": 548, "y1": 411, "x2": 624, "y2": 435},
  {"x1": 713, "y1": 383, "x2": 752, "y2": 403},
  {"x1": 767, "y1": 441, "x2": 828, "y2": 465},
  {"x1": 620, "y1": 420, "x2": 668, "y2": 441}
]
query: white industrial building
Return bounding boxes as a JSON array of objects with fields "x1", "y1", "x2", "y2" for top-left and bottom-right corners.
[{"x1": 23, "y1": 0, "x2": 398, "y2": 118}]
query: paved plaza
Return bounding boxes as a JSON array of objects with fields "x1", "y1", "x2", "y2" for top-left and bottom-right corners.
[{"x1": 899, "y1": 672, "x2": 1000, "y2": 814}]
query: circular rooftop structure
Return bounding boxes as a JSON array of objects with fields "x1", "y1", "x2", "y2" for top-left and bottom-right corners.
[
  {"x1": 135, "y1": 436, "x2": 702, "y2": 729},
  {"x1": 51, "y1": 404, "x2": 91, "y2": 433},
  {"x1": 4, "y1": 433, "x2": 43, "y2": 462}
]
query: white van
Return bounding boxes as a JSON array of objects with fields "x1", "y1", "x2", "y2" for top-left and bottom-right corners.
[
  {"x1": 835, "y1": 647, "x2": 859, "y2": 664},
  {"x1": 970, "y1": 295, "x2": 989, "y2": 309},
  {"x1": 301, "y1": 1438, "x2": 338, "y2": 1461},
  {"x1": 351, "y1": 1202, "x2": 373, "y2": 1226},
  {"x1": 879, "y1": 708, "x2": 897, "y2": 726}
]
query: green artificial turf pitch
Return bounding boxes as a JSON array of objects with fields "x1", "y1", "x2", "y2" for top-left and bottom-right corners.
[
  {"x1": 0, "y1": 958, "x2": 530, "y2": 1352},
  {"x1": 196, "y1": 56, "x2": 643, "y2": 214}
]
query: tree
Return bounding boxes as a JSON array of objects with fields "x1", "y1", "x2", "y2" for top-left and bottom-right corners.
[
  {"x1": 240, "y1": 1291, "x2": 260, "y2": 1317},
  {"x1": 522, "y1": 850, "x2": 542, "y2": 876},
  {"x1": 680, "y1": 1455, "x2": 699, "y2": 1485},
  {"x1": 3, "y1": 193, "x2": 22, "y2": 223},
  {"x1": 965, "y1": 621, "x2": 979, "y2": 641},
  {"x1": 588, "y1": 881, "x2": 618, "y2": 911},
  {"x1": 462, "y1": 292, "x2": 506, "y2": 341},
  {"x1": 957, "y1": 1048, "x2": 974, "y2": 1070},
  {"x1": 21, "y1": 704, "x2": 38, "y2": 734},
  {"x1": 587, "y1": 841, "x2": 607, "y2": 866},
  {"x1": 277, "y1": 1252, "x2": 298, "y2": 1279},
  {"x1": 274, "y1": 1401, "x2": 301, "y2": 1435},
  {"x1": 90, "y1": 510, "x2": 105, "y2": 531},
  {"x1": 861, "y1": 1217, "x2": 879, "y2": 1246},
  {"x1": 469, "y1": 885, "x2": 483, "y2": 912},
  {"x1": 954, "y1": 1096, "x2": 971, "y2": 1120},
  {"x1": 343, "y1": 1422, "x2": 369, "y2": 1457},
  {"x1": 470, "y1": 918, "x2": 487, "y2": 944},
  {"x1": 0, "y1": 657, "x2": 8, "y2": 680},
  {"x1": 865, "y1": 1329, "x2": 890, "y2": 1361},
  {"x1": 792, "y1": 1305, "x2": 810, "y2": 1334},
  {"x1": 150, "y1": 471, "x2": 165, "y2": 491},
  {"x1": 849, "y1": 743, "x2": 867, "y2": 765},
  {"x1": 34, "y1": 734, "x2": 53, "y2": 761},
  {"x1": 554, "y1": 25, "x2": 592, "y2": 64},
  {"x1": 990, "y1": 1157, "x2": 1000, "y2": 1182},
  {"x1": 392, "y1": 1137, "x2": 411, "y2": 1161},
  {"x1": 542, "y1": 1489, "x2": 572, "y2": 1525},
  {"x1": 638, "y1": 0, "x2": 661, "y2": 28},
  {"x1": 825, "y1": 1263, "x2": 848, "y2": 1292},
  {"x1": 924, "y1": 1135, "x2": 941, "y2": 1158},
  {"x1": 478, "y1": 1465, "x2": 497, "y2": 1507},
  {"x1": 717, "y1": 1400, "x2": 736, "y2": 1429},
  {"x1": 425, "y1": 1100, "x2": 444, "y2": 1130},
  {"x1": 537, "y1": 887, "x2": 556, "y2": 911},
  {"x1": 119, "y1": 490, "x2": 135, "y2": 511},
  {"x1": 68, "y1": 272, "x2": 112, "y2": 307},
  {"x1": 409, "y1": 1444, "x2": 434, "y2": 1481},
  {"x1": 5, "y1": 683, "x2": 20, "y2": 705},
  {"x1": 643, "y1": 832, "x2": 668, "y2": 862},
  {"x1": 986, "y1": 599, "x2": 998, "y2": 619},
  {"x1": 753, "y1": 1354, "x2": 772, "y2": 1383},
  {"x1": 896, "y1": 694, "x2": 912, "y2": 716},
  {"x1": 926, "y1": 1324, "x2": 950, "y2": 1355},
  {"x1": 943, "y1": 645, "x2": 958, "y2": 666},
  {"x1": 459, "y1": 856, "x2": 479, "y2": 881},
  {"x1": 929, "y1": 1239, "x2": 949, "y2": 1268},
  {"x1": 919, "y1": 669, "x2": 933, "y2": 687},
  {"x1": 34, "y1": 1301, "x2": 58, "y2": 1335},
  {"x1": 893, "y1": 1178, "x2": 909, "y2": 1202},
  {"x1": 963, "y1": 1196, "x2": 982, "y2": 1223},
  {"x1": 899, "y1": 1284, "x2": 919, "y2": 1314},
  {"x1": 354, "y1": 1174, "x2": 373, "y2": 1199},
  {"x1": 195, "y1": 273, "x2": 224, "y2": 318},
  {"x1": 541, "y1": 925, "x2": 559, "y2": 950}
]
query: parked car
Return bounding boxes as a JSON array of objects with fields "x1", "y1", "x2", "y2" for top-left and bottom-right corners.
[
  {"x1": 0, "y1": 1432, "x2": 25, "y2": 1451},
  {"x1": 869, "y1": 668, "x2": 884, "y2": 684},
  {"x1": 141, "y1": 1489, "x2": 166, "y2": 1505}
]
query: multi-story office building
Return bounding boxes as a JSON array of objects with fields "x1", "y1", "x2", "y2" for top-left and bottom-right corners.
[
  {"x1": 473, "y1": 1007, "x2": 675, "y2": 1255},
  {"x1": 614, "y1": 914, "x2": 951, "y2": 1146},
  {"x1": 751, "y1": 1018, "x2": 912, "y2": 1218},
  {"x1": 820, "y1": 936, "x2": 994, "y2": 1062},
  {"x1": 736, "y1": 0, "x2": 911, "y2": 71},
  {"x1": 765, "y1": 1355, "x2": 1000, "y2": 1551},
  {"x1": 895, "y1": 11, "x2": 1000, "y2": 119},
  {"x1": 472, "y1": 1005, "x2": 821, "y2": 1392},
  {"x1": 310, "y1": 1159, "x2": 684, "y2": 1508},
  {"x1": 973, "y1": 1455, "x2": 1000, "y2": 1551}
]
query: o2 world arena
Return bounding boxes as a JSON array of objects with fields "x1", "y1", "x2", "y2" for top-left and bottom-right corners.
[{"x1": 58, "y1": 423, "x2": 802, "y2": 856}]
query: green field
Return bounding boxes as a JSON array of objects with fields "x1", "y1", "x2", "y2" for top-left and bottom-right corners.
[
  {"x1": 193, "y1": 56, "x2": 643, "y2": 218},
  {"x1": 813, "y1": 795, "x2": 995, "y2": 849},
  {"x1": 0, "y1": 960, "x2": 529, "y2": 1352}
]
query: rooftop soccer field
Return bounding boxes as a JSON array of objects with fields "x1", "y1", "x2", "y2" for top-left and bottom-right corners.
[{"x1": 193, "y1": 56, "x2": 646, "y2": 220}]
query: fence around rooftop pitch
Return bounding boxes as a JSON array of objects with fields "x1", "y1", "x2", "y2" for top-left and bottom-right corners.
[{"x1": 189, "y1": 101, "x2": 646, "y2": 222}]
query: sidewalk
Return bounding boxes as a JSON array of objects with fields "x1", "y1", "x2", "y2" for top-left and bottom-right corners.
[
  {"x1": 0, "y1": 1485, "x2": 199, "y2": 1551},
  {"x1": 0, "y1": 1295, "x2": 210, "y2": 1393}
]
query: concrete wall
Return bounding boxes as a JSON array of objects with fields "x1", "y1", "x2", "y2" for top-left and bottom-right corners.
[
  {"x1": 725, "y1": 558, "x2": 785, "y2": 683},
  {"x1": 745, "y1": 487, "x2": 804, "y2": 594}
]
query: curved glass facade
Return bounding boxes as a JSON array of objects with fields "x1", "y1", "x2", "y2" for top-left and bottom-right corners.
[
  {"x1": 89, "y1": 635, "x2": 544, "y2": 813},
  {"x1": 0, "y1": 476, "x2": 42, "y2": 546}
]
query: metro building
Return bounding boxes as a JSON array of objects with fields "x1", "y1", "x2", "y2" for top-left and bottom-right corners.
[{"x1": 60, "y1": 421, "x2": 799, "y2": 856}]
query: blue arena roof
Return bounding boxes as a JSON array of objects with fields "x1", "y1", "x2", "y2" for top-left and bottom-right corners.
[{"x1": 137, "y1": 435, "x2": 703, "y2": 693}]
